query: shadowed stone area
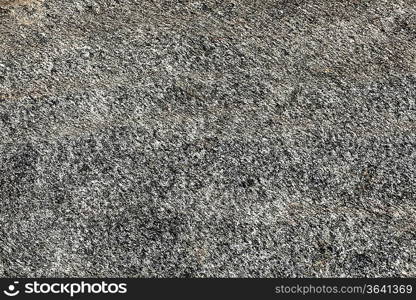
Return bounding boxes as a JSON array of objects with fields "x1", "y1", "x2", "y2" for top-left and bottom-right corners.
[{"x1": 0, "y1": 0, "x2": 415, "y2": 277}]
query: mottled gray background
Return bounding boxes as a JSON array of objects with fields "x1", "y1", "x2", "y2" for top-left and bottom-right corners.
[{"x1": 0, "y1": 0, "x2": 415, "y2": 277}]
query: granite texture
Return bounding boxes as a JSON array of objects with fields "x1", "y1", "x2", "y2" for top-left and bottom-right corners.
[{"x1": 0, "y1": 0, "x2": 415, "y2": 277}]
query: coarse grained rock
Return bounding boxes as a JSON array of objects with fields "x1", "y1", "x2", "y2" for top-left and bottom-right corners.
[{"x1": 0, "y1": 0, "x2": 415, "y2": 277}]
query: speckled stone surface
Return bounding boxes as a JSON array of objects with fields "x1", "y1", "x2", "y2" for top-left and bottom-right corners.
[{"x1": 0, "y1": 0, "x2": 415, "y2": 277}]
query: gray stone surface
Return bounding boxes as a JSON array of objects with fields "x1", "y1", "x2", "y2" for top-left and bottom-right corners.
[{"x1": 0, "y1": 0, "x2": 415, "y2": 277}]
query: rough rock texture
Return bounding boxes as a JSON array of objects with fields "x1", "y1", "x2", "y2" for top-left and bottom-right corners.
[{"x1": 0, "y1": 0, "x2": 415, "y2": 277}]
